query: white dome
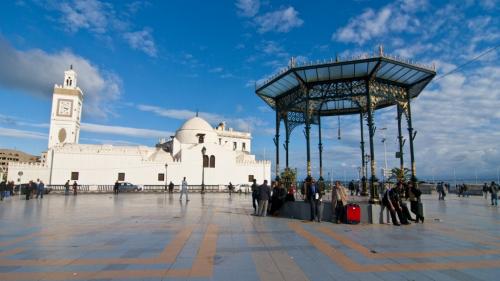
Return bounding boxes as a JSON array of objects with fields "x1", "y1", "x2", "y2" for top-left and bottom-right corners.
[{"x1": 175, "y1": 117, "x2": 217, "y2": 144}]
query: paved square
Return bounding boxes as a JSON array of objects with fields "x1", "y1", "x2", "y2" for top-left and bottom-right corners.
[{"x1": 0, "y1": 193, "x2": 499, "y2": 280}]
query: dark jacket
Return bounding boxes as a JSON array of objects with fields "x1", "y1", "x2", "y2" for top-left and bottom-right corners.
[
  {"x1": 258, "y1": 184, "x2": 271, "y2": 201},
  {"x1": 251, "y1": 183, "x2": 259, "y2": 196},
  {"x1": 306, "y1": 183, "x2": 320, "y2": 201},
  {"x1": 0, "y1": 181, "x2": 6, "y2": 192}
]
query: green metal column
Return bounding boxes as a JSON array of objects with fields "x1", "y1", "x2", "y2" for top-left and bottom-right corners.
[
  {"x1": 274, "y1": 109, "x2": 280, "y2": 179},
  {"x1": 366, "y1": 81, "x2": 379, "y2": 203},
  {"x1": 305, "y1": 92, "x2": 311, "y2": 177},
  {"x1": 284, "y1": 116, "x2": 290, "y2": 169},
  {"x1": 406, "y1": 92, "x2": 417, "y2": 183},
  {"x1": 397, "y1": 105, "x2": 405, "y2": 172},
  {"x1": 318, "y1": 115, "x2": 323, "y2": 179},
  {"x1": 360, "y1": 112, "x2": 368, "y2": 196}
]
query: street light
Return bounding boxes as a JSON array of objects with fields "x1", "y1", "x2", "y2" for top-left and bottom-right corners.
[
  {"x1": 380, "y1": 127, "x2": 388, "y2": 182},
  {"x1": 497, "y1": 167, "x2": 499, "y2": 183},
  {"x1": 201, "y1": 146, "x2": 206, "y2": 194}
]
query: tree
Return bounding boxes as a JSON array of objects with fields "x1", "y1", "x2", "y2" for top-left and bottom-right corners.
[
  {"x1": 389, "y1": 167, "x2": 411, "y2": 182},
  {"x1": 280, "y1": 168, "x2": 297, "y2": 190}
]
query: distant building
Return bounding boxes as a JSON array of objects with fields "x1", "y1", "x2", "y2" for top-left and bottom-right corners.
[
  {"x1": 7, "y1": 67, "x2": 270, "y2": 186},
  {"x1": 0, "y1": 149, "x2": 40, "y2": 180}
]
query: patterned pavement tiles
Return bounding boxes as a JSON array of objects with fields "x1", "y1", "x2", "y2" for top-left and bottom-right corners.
[{"x1": 0, "y1": 192, "x2": 499, "y2": 280}]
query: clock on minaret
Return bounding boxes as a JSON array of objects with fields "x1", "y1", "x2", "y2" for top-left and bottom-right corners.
[
  {"x1": 57, "y1": 99, "x2": 73, "y2": 117},
  {"x1": 48, "y1": 66, "x2": 83, "y2": 148}
]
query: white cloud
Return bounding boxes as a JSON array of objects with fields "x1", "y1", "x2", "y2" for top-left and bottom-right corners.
[
  {"x1": 58, "y1": 0, "x2": 110, "y2": 34},
  {"x1": 46, "y1": 0, "x2": 157, "y2": 56},
  {"x1": 137, "y1": 104, "x2": 272, "y2": 134},
  {"x1": 0, "y1": 127, "x2": 47, "y2": 140},
  {"x1": 209, "y1": 67, "x2": 224, "y2": 73},
  {"x1": 123, "y1": 28, "x2": 157, "y2": 57},
  {"x1": 0, "y1": 37, "x2": 121, "y2": 119},
  {"x1": 260, "y1": 40, "x2": 288, "y2": 57},
  {"x1": 81, "y1": 123, "x2": 172, "y2": 139},
  {"x1": 137, "y1": 104, "x2": 222, "y2": 124},
  {"x1": 236, "y1": 0, "x2": 260, "y2": 18},
  {"x1": 255, "y1": 7, "x2": 303, "y2": 33},
  {"x1": 334, "y1": 7, "x2": 392, "y2": 44},
  {"x1": 333, "y1": 0, "x2": 424, "y2": 44}
]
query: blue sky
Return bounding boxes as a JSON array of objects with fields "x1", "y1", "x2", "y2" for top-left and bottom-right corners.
[{"x1": 0, "y1": 0, "x2": 499, "y2": 181}]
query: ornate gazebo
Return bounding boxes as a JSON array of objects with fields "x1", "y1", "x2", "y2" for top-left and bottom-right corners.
[{"x1": 255, "y1": 47, "x2": 436, "y2": 203}]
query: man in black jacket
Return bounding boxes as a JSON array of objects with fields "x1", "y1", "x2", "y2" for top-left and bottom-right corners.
[
  {"x1": 257, "y1": 180, "x2": 271, "y2": 216},
  {"x1": 306, "y1": 177, "x2": 321, "y2": 222}
]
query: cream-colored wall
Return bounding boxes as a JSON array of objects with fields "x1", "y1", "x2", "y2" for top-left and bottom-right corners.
[
  {"x1": 7, "y1": 163, "x2": 49, "y2": 184},
  {"x1": 7, "y1": 144, "x2": 270, "y2": 187}
]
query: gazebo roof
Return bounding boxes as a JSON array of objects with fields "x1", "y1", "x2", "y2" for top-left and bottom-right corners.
[{"x1": 255, "y1": 54, "x2": 436, "y2": 116}]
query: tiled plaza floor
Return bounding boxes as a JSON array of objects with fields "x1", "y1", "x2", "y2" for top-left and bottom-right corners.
[{"x1": 0, "y1": 192, "x2": 499, "y2": 281}]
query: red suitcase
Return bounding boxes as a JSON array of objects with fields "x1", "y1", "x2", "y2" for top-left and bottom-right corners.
[{"x1": 345, "y1": 203, "x2": 361, "y2": 224}]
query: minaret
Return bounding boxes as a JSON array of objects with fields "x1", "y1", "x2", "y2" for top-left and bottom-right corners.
[{"x1": 47, "y1": 66, "x2": 83, "y2": 148}]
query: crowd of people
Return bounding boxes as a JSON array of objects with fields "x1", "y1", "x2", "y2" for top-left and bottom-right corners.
[
  {"x1": 382, "y1": 181, "x2": 424, "y2": 225},
  {"x1": 0, "y1": 180, "x2": 15, "y2": 200},
  {"x1": 0, "y1": 179, "x2": 47, "y2": 200},
  {"x1": 483, "y1": 181, "x2": 498, "y2": 206}
]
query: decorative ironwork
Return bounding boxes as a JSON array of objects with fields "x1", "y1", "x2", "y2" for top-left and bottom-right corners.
[{"x1": 256, "y1": 53, "x2": 436, "y2": 199}]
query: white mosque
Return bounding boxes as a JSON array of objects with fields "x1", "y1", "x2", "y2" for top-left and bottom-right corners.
[{"x1": 7, "y1": 67, "x2": 271, "y2": 187}]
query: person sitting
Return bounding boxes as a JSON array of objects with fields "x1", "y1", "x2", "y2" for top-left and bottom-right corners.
[
  {"x1": 395, "y1": 182, "x2": 414, "y2": 223},
  {"x1": 390, "y1": 184, "x2": 410, "y2": 225}
]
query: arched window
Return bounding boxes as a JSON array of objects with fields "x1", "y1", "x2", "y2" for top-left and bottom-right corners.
[
  {"x1": 203, "y1": 155, "x2": 209, "y2": 167},
  {"x1": 209, "y1": 155, "x2": 215, "y2": 168}
]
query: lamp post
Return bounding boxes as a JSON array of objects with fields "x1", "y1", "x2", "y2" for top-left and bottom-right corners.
[
  {"x1": 497, "y1": 167, "x2": 499, "y2": 183},
  {"x1": 380, "y1": 127, "x2": 388, "y2": 183},
  {"x1": 164, "y1": 163, "x2": 168, "y2": 192},
  {"x1": 201, "y1": 146, "x2": 206, "y2": 194},
  {"x1": 364, "y1": 153, "x2": 370, "y2": 184}
]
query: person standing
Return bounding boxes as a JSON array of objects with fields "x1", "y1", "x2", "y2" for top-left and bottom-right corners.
[
  {"x1": 113, "y1": 180, "x2": 120, "y2": 194},
  {"x1": 251, "y1": 179, "x2": 259, "y2": 215},
  {"x1": 483, "y1": 182, "x2": 489, "y2": 199},
  {"x1": 7, "y1": 181, "x2": 14, "y2": 196},
  {"x1": 408, "y1": 182, "x2": 424, "y2": 223},
  {"x1": 179, "y1": 177, "x2": 189, "y2": 201},
  {"x1": 437, "y1": 182, "x2": 443, "y2": 200},
  {"x1": 25, "y1": 181, "x2": 33, "y2": 200},
  {"x1": 64, "y1": 180, "x2": 70, "y2": 196},
  {"x1": 257, "y1": 180, "x2": 271, "y2": 216},
  {"x1": 0, "y1": 180, "x2": 6, "y2": 201},
  {"x1": 490, "y1": 181, "x2": 498, "y2": 206},
  {"x1": 270, "y1": 181, "x2": 287, "y2": 216},
  {"x1": 348, "y1": 180, "x2": 355, "y2": 196},
  {"x1": 228, "y1": 182, "x2": 233, "y2": 197},
  {"x1": 72, "y1": 181, "x2": 78, "y2": 196},
  {"x1": 306, "y1": 177, "x2": 321, "y2": 222},
  {"x1": 331, "y1": 181, "x2": 348, "y2": 224},
  {"x1": 36, "y1": 179, "x2": 45, "y2": 199},
  {"x1": 168, "y1": 181, "x2": 174, "y2": 193}
]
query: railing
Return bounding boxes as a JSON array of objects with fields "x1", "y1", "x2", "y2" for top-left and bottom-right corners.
[
  {"x1": 48, "y1": 185, "x2": 92, "y2": 192},
  {"x1": 44, "y1": 184, "x2": 244, "y2": 193}
]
